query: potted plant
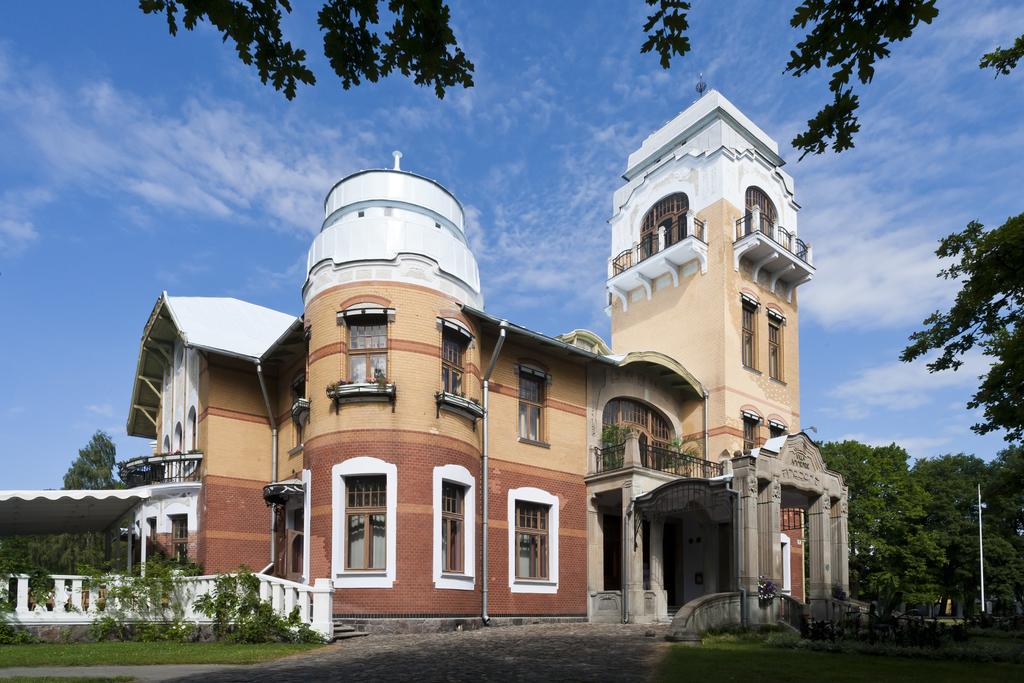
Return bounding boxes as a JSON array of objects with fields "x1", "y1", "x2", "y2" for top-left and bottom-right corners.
[
  {"x1": 757, "y1": 575, "x2": 778, "y2": 602},
  {"x1": 374, "y1": 369, "x2": 388, "y2": 388}
]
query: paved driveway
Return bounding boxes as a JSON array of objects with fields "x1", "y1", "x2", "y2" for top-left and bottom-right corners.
[{"x1": 175, "y1": 623, "x2": 670, "y2": 682}]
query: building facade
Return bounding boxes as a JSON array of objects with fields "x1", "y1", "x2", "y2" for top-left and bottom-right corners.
[{"x1": 115, "y1": 91, "x2": 848, "y2": 632}]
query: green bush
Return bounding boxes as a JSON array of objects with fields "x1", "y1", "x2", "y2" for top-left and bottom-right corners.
[
  {"x1": 193, "y1": 569, "x2": 323, "y2": 644},
  {"x1": 0, "y1": 621, "x2": 38, "y2": 645}
]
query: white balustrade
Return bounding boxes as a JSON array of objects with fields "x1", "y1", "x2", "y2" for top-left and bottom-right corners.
[{"x1": 3, "y1": 572, "x2": 334, "y2": 639}]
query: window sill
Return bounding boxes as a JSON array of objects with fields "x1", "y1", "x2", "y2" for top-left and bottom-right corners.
[
  {"x1": 769, "y1": 377, "x2": 787, "y2": 386},
  {"x1": 436, "y1": 572, "x2": 475, "y2": 591},
  {"x1": 333, "y1": 570, "x2": 393, "y2": 589},
  {"x1": 742, "y1": 365, "x2": 761, "y2": 375},
  {"x1": 511, "y1": 578, "x2": 558, "y2": 594},
  {"x1": 518, "y1": 437, "x2": 550, "y2": 449},
  {"x1": 435, "y1": 391, "x2": 484, "y2": 422}
]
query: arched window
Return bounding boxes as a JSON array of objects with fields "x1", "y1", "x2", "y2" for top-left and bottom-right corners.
[
  {"x1": 173, "y1": 422, "x2": 183, "y2": 453},
  {"x1": 187, "y1": 406, "x2": 197, "y2": 451},
  {"x1": 602, "y1": 398, "x2": 673, "y2": 447},
  {"x1": 640, "y1": 193, "x2": 689, "y2": 254},
  {"x1": 745, "y1": 186, "x2": 777, "y2": 232},
  {"x1": 163, "y1": 435, "x2": 171, "y2": 453}
]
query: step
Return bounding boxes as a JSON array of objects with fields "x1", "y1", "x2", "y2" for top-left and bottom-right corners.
[{"x1": 332, "y1": 630, "x2": 370, "y2": 641}]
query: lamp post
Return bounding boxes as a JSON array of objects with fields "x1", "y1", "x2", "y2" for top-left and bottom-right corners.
[{"x1": 978, "y1": 483, "x2": 986, "y2": 615}]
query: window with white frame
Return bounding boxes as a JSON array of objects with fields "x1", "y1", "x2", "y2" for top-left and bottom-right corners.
[
  {"x1": 507, "y1": 487, "x2": 559, "y2": 593},
  {"x1": 331, "y1": 457, "x2": 397, "y2": 588},
  {"x1": 432, "y1": 464, "x2": 475, "y2": 590}
]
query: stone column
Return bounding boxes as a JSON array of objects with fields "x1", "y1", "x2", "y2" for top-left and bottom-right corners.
[
  {"x1": 587, "y1": 496, "x2": 604, "y2": 599},
  {"x1": 807, "y1": 493, "x2": 833, "y2": 619},
  {"x1": 624, "y1": 432, "x2": 641, "y2": 469},
  {"x1": 650, "y1": 519, "x2": 667, "y2": 618},
  {"x1": 732, "y1": 455, "x2": 760, "y2": 623},
  {"x1": 831, "y1": 492, "x2": 850, "y2": 596},
  {"x1": 758, "y1": 478, "x2": 782, "y2": 587},
  {"x1": 623, "y1": 481, "x2": 646, "y2": 621}
]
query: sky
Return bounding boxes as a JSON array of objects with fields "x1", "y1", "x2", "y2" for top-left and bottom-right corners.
[{"x1": 1, "y1": 1, "x2": 1021, "y2": 489}]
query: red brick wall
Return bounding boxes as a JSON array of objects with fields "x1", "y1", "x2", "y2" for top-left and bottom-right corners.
[
  {"x1": 304, "y1": 430, "x2": 588, "y2": 617},
  {"x1": 197, "y1": 474, "x2": 273, "y2": 573},
  {"x1": 782, "y1": 508, "x2": 805, "y2": 602}
]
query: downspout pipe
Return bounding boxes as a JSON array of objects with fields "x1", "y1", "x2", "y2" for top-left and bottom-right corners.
[
  {"x1": 481, "y1": 321, "x2": 508, "y2": 626},
  {"x1": 734, "y1": 477, "x2": 747, "y2": 628},
  {"x1": 256, "y1": 361, "x2": 279, "y2": 567},
  {"x1": 702, "y1": 389, "x2": 709, "y2": 459}
]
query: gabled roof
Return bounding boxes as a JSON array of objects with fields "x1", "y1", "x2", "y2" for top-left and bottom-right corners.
[
  {"x1": 164, "y1": 295, "x2": 298, "y2": 359},
  {"x1": 126, "y1": 293, "x2": 300, "y2": 438}
]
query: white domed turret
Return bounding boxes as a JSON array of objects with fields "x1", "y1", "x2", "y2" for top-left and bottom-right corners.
[{"x1": 303, "y1": 158, "x2": 483, "y2": 307}]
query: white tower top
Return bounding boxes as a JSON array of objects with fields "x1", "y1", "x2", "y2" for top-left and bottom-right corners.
[{"x1": 303, "y1": 161, "x2": 483, "y2": 308}]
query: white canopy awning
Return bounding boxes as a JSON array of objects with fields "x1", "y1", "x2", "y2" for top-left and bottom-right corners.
[{"x1": 0, "y1": 490, "x2": 148, "y2": 535}]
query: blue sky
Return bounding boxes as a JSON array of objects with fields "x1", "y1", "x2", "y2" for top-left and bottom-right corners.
[{"x1": 1, "y1": 1, "x2": 1021, "y2": 488}]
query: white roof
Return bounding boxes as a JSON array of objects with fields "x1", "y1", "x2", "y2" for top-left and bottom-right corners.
[
  {"x1": 165, "y1": 295, "x2": 298, "y2": 360},
  {"x1": 0, "y1": 490, "x2": 148, "y2": 535}
]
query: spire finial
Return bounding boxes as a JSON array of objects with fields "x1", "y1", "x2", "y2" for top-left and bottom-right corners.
[
  {"x1": 392, "y1": 150, "x2": 403, "y2": 171},
  {"x1": 696, "y1": 73, "x2": 707, "y2": 98}
]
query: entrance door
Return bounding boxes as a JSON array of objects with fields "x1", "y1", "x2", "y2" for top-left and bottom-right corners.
[
  {"x1": 663, "y1": 522, "x2": 679, "y2": 607},
  {"x1": 602, "y1": 514, "x2": 622, "y2": 590}
]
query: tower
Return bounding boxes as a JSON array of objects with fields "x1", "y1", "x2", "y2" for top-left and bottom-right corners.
[
  {"x1": 301, "y1": 157, "x2": 487, "y2": 604},
  {"x1": 606, "y1": 91, "x2": 815, "y2": 462}
]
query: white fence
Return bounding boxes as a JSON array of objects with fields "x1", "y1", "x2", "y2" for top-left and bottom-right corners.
[{"x1": 4, "y1": 573, "x2": 334, "y2": 639}]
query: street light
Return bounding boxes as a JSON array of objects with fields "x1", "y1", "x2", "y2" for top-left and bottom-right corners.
[{"x1": 978, "y1": 483, "x2": 987, "y2": 615}]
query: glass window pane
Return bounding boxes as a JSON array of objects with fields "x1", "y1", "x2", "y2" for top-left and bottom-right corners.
[
  {"x1": 518, "y1": 533, "x2": 534, "y2": 578},
  {"x1": 371, "y1": 354, "x2": 387, "y2": 379},
  {"x1": 347, "y1": 514, "x2": 365, "y2": 568},
  {"x1": 350, "y1": 355, "x2": 366, "y2": 383},
  {"x1": 371, "y1": 514, "x2": 386, "y2": 569}
]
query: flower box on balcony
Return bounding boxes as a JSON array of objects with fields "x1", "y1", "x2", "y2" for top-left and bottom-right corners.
[
  {"x1": 326, "y1": 381, "x2": 397, "y2": 410},
  {"x1": 435, "y1": 391, "x2": 484, "y2": 424},
  {"x1": 291, "y1": 397, "x2": 310, "y2": 422}
]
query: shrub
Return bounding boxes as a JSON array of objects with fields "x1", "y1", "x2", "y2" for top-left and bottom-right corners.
[
  {"x1": 193, "y1": 569, "x2": 323, "y2": 644},
  {"x1": 0, "y1": 621, "x2": 38, "y2": 645}
]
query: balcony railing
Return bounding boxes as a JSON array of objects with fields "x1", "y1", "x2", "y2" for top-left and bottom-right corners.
[
  {"x1": 640, "y1": 444, "x2": 724, "y2": 478},
  {"x1": 612, "y1": 213, "x2": 707, "y2": 275},
  {"x1": 734, "y1": 212, "x2": 810, "y2": 263},
  {"x1": 595, "y1": 443, "x2": 626, "y2": 473},
  {"x1": 119, "y1": 453, "x2": 202, "y2": 488}
]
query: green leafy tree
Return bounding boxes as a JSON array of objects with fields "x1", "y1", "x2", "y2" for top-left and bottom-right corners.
[
  {"x1": 901, "y1": 215, "x2": 1024, "y2": 442},
  {"x1": 912, "y1": 453, "x2": 990, "y2": 616},
  {"x1": 0, "y1": 431, "x2": 124, "y2": 575},
  {"x1": 820, "y1": 440, "x2": 941, "y2": 603}
]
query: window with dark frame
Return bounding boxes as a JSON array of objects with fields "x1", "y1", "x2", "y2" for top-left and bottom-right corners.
[
  {"x1": 515, "y1": 501, "x2": 549, "y2": 580},
  {"x1": 441, "y1": 330, "x2": 465, "y2": 395},
  {"x1": 768, "y1": 317, "x2": 783, "y2": 381},
  {"x1": 742, "y1": 300, "x2": 757, "y2": 369},
  {"x1": 345, "y1": 476, "x2": 387, "y2": 570},
  {"x1": 769, "y1": 423, "x2": 786, "y2": 439},
  {"x1": 441, "y1": 482, "x2": 465, "y2": 574},
  {"x1": 518, "y1": 371, "x2": 545, "y2": 442},
  {"x1": 170, "y1": 515, "x2": 188, "y2": 563},
  {"x1": 347, "y1": 316, "x2": 388, "y2": 384},
  {"x1": 743, "y1": 416, "x2": 761, "y2": 452}
]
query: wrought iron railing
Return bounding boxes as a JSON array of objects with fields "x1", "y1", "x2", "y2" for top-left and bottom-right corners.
[
  {"x1": 640, "y1": 444, "x2": 723, "y2": 478},
  {"x1": 119, "y1": 453, "x2": 202, "y2": 488},
  {"x1": 611, "y1": 212, "x2": 708, "y2": 275},
  {"x1": 734, "y1": 213, "x2": 810, "y2": 263},
  {"x1": 595, "y1": 443, "x2": 625, "y2": 473}
]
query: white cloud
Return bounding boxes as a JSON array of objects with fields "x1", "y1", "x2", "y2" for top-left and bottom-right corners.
[
  {"x1": 86, "y1": 403, "x2": 114, "y2": 418},
  {"x1": 0, "y1": 52, "x2": 372, "y2": 240},
  {"x1": 838, "y1": 432, "x2": 951, "y2": 460},
  {"x1": 0, "y1": 188, "x2": 51, "y2": 255},
  {"x1": 829, "y1": 352, "x2": 989, "y2": 420}
]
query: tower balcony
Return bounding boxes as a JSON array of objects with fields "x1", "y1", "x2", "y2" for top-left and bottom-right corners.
[
  {"x1": 607, "y1": 216, "x2": 708, "y2": 310},
  {"x1": 118, "y1": 452, "x2": 203, "y2": 488},
  {"x1": 732, "y1": 208, "x2": 815, "y2": 301}
]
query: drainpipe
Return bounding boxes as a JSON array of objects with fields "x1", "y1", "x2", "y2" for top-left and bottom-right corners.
[
  {"x1": 256, "y1": 361, "x2": 278, "y2": 566},
  {"x1": 481, "y1": 321, "x2": 508, "y2": 625},
  {"x1": 702, "y1": 389, "x2": 709, "y2": 459},
  {"x1": 623, "y1": 501, "x2": 632, "y2": 623}
]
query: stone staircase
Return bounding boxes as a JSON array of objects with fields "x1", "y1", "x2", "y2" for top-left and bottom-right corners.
[{"x1": 332, "y1": 618, "x2": 370, "y2": 642}]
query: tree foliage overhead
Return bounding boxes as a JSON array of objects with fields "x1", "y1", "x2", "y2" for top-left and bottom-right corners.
[
  {"x1": 139, "y1": 0, "x2": 474, "y2": 99},
  {"x1": 785, "y1": 0, "x2": 939, "y2": 158},
  {"x1": 901, "y1": 215, "x2": 1024, "y2": 442},
  {"x1": 63, "y1": 430, "x2": 120, "y2": 490},
  {"x1": 640, "y1": 1, "x2": 692, "y2": 69}
]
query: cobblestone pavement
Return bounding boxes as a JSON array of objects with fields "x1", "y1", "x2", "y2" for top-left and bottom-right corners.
[{"x1": 171, "y1": 623, "x2": 672, "y2": 682}]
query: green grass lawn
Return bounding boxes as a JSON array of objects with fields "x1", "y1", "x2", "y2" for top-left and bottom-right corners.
[
  {"x1": 0, "y1": 641, "x2": 324, "y2": 668},
  {"x1": 657, "y1": 636, "x2": 1024, "y2": 682}
]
